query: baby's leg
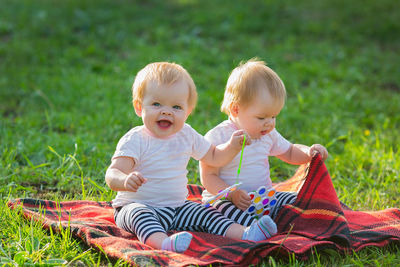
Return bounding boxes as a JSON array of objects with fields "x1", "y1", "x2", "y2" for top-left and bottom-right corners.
[
  {"x1": 270, "y1": 191, "x2": 297, "y2": 219},
  {"x1": 173, "y1": 201, "x2": 237, "y2": 235},
  {"x1": 146, "y1": 232, "x2": 169, "y2": 249},
  {"x1": 173, "y1": 201, "x2": 277, "y2": 241},
  {"x1": 213, "y1": 199, "x2": 255, "y2": 226},
  {"x1": 115, "y1": 203, "x2": 192, "y2": 251}
]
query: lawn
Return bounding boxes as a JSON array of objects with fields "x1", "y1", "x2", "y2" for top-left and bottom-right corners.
[{"x1": 1, "y1": 0, "x2": 399, "y2": 265}]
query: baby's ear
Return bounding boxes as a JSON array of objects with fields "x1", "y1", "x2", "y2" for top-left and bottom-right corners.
[
  {"x1": 134, "y1": 102, "x2": 142, "y2": 117},
  {"x1": 229, "y1": 103, "x2": 239, "y2": 117},
  {"x1": 186, "y1": 106, "x2": 193, "y2": 117}
]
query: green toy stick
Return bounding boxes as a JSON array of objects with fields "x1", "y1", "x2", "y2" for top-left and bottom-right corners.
[{"x1": 236, "y1": 134, "x2": 246, "y2": 183}]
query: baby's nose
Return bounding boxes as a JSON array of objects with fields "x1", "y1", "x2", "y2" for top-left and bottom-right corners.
[{"x1": 161, "y1": 108, "x2": 172, "y2": 115}]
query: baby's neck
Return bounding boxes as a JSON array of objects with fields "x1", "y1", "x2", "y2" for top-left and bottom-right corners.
[
  {"x1": 142, "y1": 125, "x2": 177, "y2": 140},
  {"x1": 229, "y1": 116, "x2": 241, "y2": 130}
]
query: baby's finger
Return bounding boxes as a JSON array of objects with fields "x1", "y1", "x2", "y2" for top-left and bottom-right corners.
[
  {"x1": 132, "y1": 177, "x2": 145, "y2": 188},
  {"x1": 232, "y1": 129, "x2": 245, "y2": 136},
  {"x1": 312, "y1": 149, "x2": 319, "y2": 157},
  {"x1": 321, "y1": 149, "x2": 328, "y2": 160},
  {"x1": 135, "y1": 173, "x2": 147, "y2": 185},
  {"x1": 310, "y1": 145, "x2": 321, "y2": 155},
  {"x1": 244, "y1": 135, "x2": 251, "y2": 145},
  {"x1": 238, "y1": 189, "x2": 249, "y2": 197},
  {"x1": 237, "y1": 201, "x2": 250, "y2": 211},
  {"x1": 239, "y1": 134, "x2": 251, "y2": 147},
  {"x1": 239, "y1": 195, "x2": 251, "y2": 206},
  {"x1": 309, "y1": 147, "x2": 317, "y2": 157},
  {"x1": 239, "y1": 192, "x2": 251, "y2": 202},
  {"x1": 125, "y1": 179, "x2": 139, "y2": 192},
  {"x1": 242, "y1": 194, "x2": 251, "y2": 201}
]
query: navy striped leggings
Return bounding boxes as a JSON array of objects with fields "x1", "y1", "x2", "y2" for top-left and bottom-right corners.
[
  {"x1": 114, "y1": 200, "x2": 236, "y2": 243},
  {"x1": 212, "y1": 191, "x2": 297, "y2": 227}
]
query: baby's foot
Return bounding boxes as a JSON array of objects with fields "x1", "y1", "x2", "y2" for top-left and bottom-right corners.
[
  {"x1": 242, "y1": 215, "x2": 277, "y2": 241},
  {"x1": 161, "y1": 231, "x2": 193, "y2": 253}
]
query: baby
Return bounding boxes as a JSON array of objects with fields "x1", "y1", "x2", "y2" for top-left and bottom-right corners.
[
  {"x1": 105, "y1": 62, "x2": 277, "y2": 253},
  {"x1": 200, "y1": 59, "x2": 328, "y2": 227}
]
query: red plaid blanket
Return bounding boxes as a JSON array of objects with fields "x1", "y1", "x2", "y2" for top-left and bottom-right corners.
[{"x1": 8, "y1": 155, "x2": 400, "y2": 266}]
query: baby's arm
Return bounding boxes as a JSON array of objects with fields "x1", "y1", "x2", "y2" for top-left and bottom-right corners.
[
  {"x1": 201, "y1": 130, "x2": 251, "y2": 167},
  {"x1": 200, "y1": 162, "x2": 228, "y2": 195},
  {"x1": 276, "y1": 144, "x2": 328, "y2": 165},
  {"x1": 105, "y1": 156, "x2": 147, "y2": 192},
  {"x1": 200, "y1": 161, "x2": 251, "y2": 211}
]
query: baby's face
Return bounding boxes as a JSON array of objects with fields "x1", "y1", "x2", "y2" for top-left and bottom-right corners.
[
  {"x1": 138, "y1": 79, "x2": 191, "y2": 139},
  {"x1": 235, "y1": 90, "x2": 282, "y2": 139}
]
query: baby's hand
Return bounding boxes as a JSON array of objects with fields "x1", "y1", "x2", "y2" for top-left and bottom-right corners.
[
  {"x1": 309, "y1": 144, "x2": 329, "y2": 161},
  {"x1": 229, "y1": 130, "x2": 252, "y2": 150},
  {"x1": 228, "y1": 189, "x2": 252, "y2": 211},
  {"x1": 124, "y1": 171, "x2": 147, "y2": 192}
]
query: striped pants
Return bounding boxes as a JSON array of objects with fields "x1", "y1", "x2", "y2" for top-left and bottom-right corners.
[
  {"x1": 114, "y1": 200, "x2": 236, "y2": 243},
  {"x1": 212, "y1": 191, "x2": 297, "y2": 227}
]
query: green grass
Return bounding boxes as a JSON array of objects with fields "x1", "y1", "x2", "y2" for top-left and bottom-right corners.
[{"x1": 1, "y1": 0, "x2": 399, "y2": 265}]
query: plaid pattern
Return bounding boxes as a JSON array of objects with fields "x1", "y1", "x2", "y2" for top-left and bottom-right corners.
[{"x1": 8, "y1": 155, "x2": 400, "y2": 266}]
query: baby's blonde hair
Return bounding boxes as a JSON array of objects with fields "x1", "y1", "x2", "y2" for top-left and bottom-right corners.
[
  {"x1": 221, "y1": 59, "x2": 286, "y2": 115},
  {"x1": 132, "y1": 62, "x2": 197, "y2": 111}
]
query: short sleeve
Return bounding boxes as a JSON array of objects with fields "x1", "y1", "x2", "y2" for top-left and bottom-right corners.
[
  {"x1": 112, "y1": 129, "x2": 142, "y2": 161},
  {"x1": 204, "y1": 121, "x2": 232, "y2": 146},
  {"x1": 187, "y1": 125, "x2": 211, "y2": 160},
  {"x1": 204, "y1": 129, "x2": 222, "y2": 146},
  {"x1": 269, "y1": 129, "x2": 291, "y2": 156}
]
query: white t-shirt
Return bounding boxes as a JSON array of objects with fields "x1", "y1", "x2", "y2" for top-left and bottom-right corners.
[
  {"x1": 202, "y1": 119, "x2": 291, "y2": 203},
  {"x1": 111, "y1": 123, "x2": 211, "y2": 208}
]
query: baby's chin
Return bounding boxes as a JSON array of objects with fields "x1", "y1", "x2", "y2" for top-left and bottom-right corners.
[{"x1": 249, "y1": 133, "x2": 265, "y2": 140}]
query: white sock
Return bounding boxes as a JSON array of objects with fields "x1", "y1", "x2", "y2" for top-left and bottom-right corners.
[
  {"x1": 161, "y1": 232, "x2": 193, "y2": 253},
  {"x1": 242, "y1": 215, "x2": 277, "y2": 241}
]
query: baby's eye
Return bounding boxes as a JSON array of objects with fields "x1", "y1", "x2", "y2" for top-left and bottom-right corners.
[
  {"x1": 173, "y1": 105, "x2": 182, "y2": 110},
  {"x1": 152, "y1": 102, "x2": 161, "y2": 107},
  {"x1": 257, "y1": 117, "x2": 264, "y2": 120}
]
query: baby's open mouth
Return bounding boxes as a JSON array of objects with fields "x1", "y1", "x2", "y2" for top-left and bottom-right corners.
[{"x1": 157, "y1": 120, "x2": 172, "y2": 129}]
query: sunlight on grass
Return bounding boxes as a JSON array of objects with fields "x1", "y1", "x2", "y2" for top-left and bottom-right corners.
[
  {"x1": 0, "y1": 198, "x2": 109, "y2": 266},
  {"x1": 1, "y1": 0, "x2": 399, "y2": 265}
]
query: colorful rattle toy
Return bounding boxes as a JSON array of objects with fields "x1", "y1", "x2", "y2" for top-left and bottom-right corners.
[{"x1": 246, "y1": 186, "x2": 277, "y2": 219}]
